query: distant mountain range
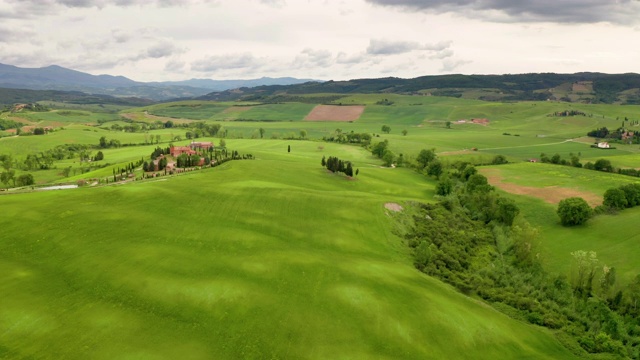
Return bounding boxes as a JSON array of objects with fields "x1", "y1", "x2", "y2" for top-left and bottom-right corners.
[
  {"x1": 0, "y1": 63, "x2": 317, "y2": 101},
  {"x1": 2, "y1": 63, "x2": 640, "y2": 105}
]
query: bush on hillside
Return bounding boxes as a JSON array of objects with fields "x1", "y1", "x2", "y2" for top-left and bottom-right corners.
[{"x1": 557, "y1": 197, "x2": 592, "y2": 226}]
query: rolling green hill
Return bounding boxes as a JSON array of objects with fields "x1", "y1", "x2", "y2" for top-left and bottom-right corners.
[
  {"x1": 2, "y1": 94, "x2": 640, "y2": 359},
  {"x1": 0, "y1": 143, "x2": 576, "y2": 359}
]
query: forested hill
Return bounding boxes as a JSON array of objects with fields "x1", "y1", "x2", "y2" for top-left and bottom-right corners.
[
  {"x1": 199, "y1": 72, "x2": 640, "y2": 104},
  {"x1": 0, "y1": 88, "x2": 154, "y2": 107}
]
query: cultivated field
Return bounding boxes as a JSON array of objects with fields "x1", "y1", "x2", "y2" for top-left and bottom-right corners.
[{"x1": 304, "y1": 105, "x2": 365, "y2": 121}]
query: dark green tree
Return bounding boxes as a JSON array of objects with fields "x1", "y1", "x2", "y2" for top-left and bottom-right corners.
[
  {"x1": 619, "y1": 183, "x2": 640, "y2": 207},
  {"x1": 381, "y1": 125, "x2": 391, "y2": 134},
  {"x1": 414, "y1": 241, "x2": 431, "y2": 270},
  {"x1": 426, "y1": 160, "x2": 443, "y2": 178},
  {"x1": 1, "y1": 169, "x2": 15, "y2": 188},
  {"x1": 603, "y1": 188, "x2": 628, "y2": 210},
  {"x1": 416, "y1": 149, "x2": 436, "y2": 169},
  {"x1": 16, "y1": 173, "x2": 34, "y2": 186},
  {"x1": 557, "y1": 197, "x2": 592, "y2": 226},
  {"x1": 371, "y1": 140, "x2": 389, "y2": 158},
  {"x1": 345, "y1": 162, "x2": 354, "y2": 177},
  {"x1": 594, "y1": 159, "x2": 613, "y2": 172},
  {"x1": 382, "y1": 150, "x2": 395, "y2": 167},
  {"x1": 570, "y1": 155, "x2": 582, "y2": 167},
  {"x1": 495, "y1": 197, "x2": 520, "y2": 226},
  {"x1": 99, "y1": 136, "x2": 108, "y2": 148},
  {"x1": 466, "y1": 174, "x2": 492, "y2": 194},
  {"x1": 491, "y1": 155, "x2": 508, "y2": 165},
  {"x1": 435, "y1": 176, "x2": 454, "y2": 196}
]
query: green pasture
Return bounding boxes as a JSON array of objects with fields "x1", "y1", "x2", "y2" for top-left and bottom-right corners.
[
  {"x1": 4, "y1": 95, "x2": 640, "y2": 358},
  {"x1": 17, "y1": 109, "x2": 121, "y2": 125},
  {"x1": 506, "y1": 194, "x2": 640, "y2": 286},
  {"x1": 482, "y1": 163, "x2": 640, "y2": 284},
  {"x1": 0, "y1": 146, "x2": 574, "y2": 359},
  {"x1": 147, "y1": 103, "x2": 228, "y2": 120},
  {"x1": 0, "y1": 126, "x2": 184, "y2": 156},
  {"x1": 229, "y1": 103, "x2": 316, "y2": 121},
  {"x1": 37, "y1": 101, "x2": 132, "y2": 113},
  {"x1": 483, "y1": 162, "x2": 639, "y2": 197}
]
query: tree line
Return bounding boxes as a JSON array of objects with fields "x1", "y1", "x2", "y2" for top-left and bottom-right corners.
[{"x1": 538, "y1": 152, "x2": 640, "y2": 178}]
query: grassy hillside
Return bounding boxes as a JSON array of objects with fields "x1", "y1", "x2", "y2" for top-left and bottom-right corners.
[
  {"x1": 0, "y1": 143, "x2": 575, "y2": 359},
  {"x1": 2, "y1": 94, "x2": 640, "y2": 358}
]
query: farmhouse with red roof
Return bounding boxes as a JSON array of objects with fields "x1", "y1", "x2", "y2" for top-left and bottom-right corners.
[{"x1": 170, "y1": 146, "x2": 196, "y2": 157}]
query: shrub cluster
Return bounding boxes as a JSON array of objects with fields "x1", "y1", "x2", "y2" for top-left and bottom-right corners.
[
  {"x1": 321, "y1": 155, "x2": 354, "y2": 177},
  {"x1": 601, "y1": 184, "x2": 640, "y2": 211}
]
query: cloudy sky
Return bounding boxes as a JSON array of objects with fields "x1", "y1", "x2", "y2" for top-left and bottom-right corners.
[{"x1": 0, "y1": 0, "x2": 639, "y2": 82}]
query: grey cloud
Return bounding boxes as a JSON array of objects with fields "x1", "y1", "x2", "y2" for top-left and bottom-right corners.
[
  {"x1": 0, "y1": 49, "x2": 56, "y2": 67},
  {"x1": 146, "y1": 42, "x2": 180, "y2": 59},
  {"x1": 440, "y1": 58, "x2": 472, "y2": 72},
  {"x1": 164, "y1": 59, "x2": 185, "y2": 72},
  {"x1": 293, "y1": 48, "x2": 333, "y2": 68},
  {"x1": 336, "y1": 52, "x2": 367, "y2": 65},
  {"x1": 367, "y1": 39, "x2": 420, "y2": 55},
  {"x1": 429, "y1": 49, "x2": 453, "y2": 60},
  {"x1": 367, "y1": 39, "x2": 453, "y2": 56},
  {"x1": 0, "y1": 26, "x2": 36, "y2": 43},
  {"x1": 191, "y1": 53, "x2": 262, "y2": 72},
  {"x1": 365, "y1": 0, "x2": 640, "y2": 24},
  {"x1": 111, "y1": 29, "x2": 131, "y2": 43},
  {"x1": 423, "y1": 41, "x2": 452, "y2": 52}
]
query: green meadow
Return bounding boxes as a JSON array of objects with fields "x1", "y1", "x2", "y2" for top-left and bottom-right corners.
[
  {"x1": 2, "y1": 94, "x2": 640, "y2": 358},
  {"x1": 482, "y1": 162, "x2": 640, "y2": 283},
  {"x1": 0, "y1": 143, "x2": 575, "y2": 359}
]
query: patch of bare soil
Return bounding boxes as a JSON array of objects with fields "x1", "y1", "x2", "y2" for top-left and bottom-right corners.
[
  {"x1": 481, "y1": 168, "x2": 602, "y2": 207},
  {"x1": 384, "y1": 203, "x2": 403, "y2": 212},
  {"x1": 572, "y1": 82, "x2": 592, "y2": 92},
  {"x1": 304, "y1": 105, "x2": 365, "y2": 122}
]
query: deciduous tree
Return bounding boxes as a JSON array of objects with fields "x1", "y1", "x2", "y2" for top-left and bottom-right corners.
[
  {"x1": 557, "y1": 197, "x2": 592, "y2": 226},
  {"x1": 603, "y1": 188, "x2": 627, "y2": 210},
  {"x1": 416, "y1": 149, "x2": 436, "y2": 169}
]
